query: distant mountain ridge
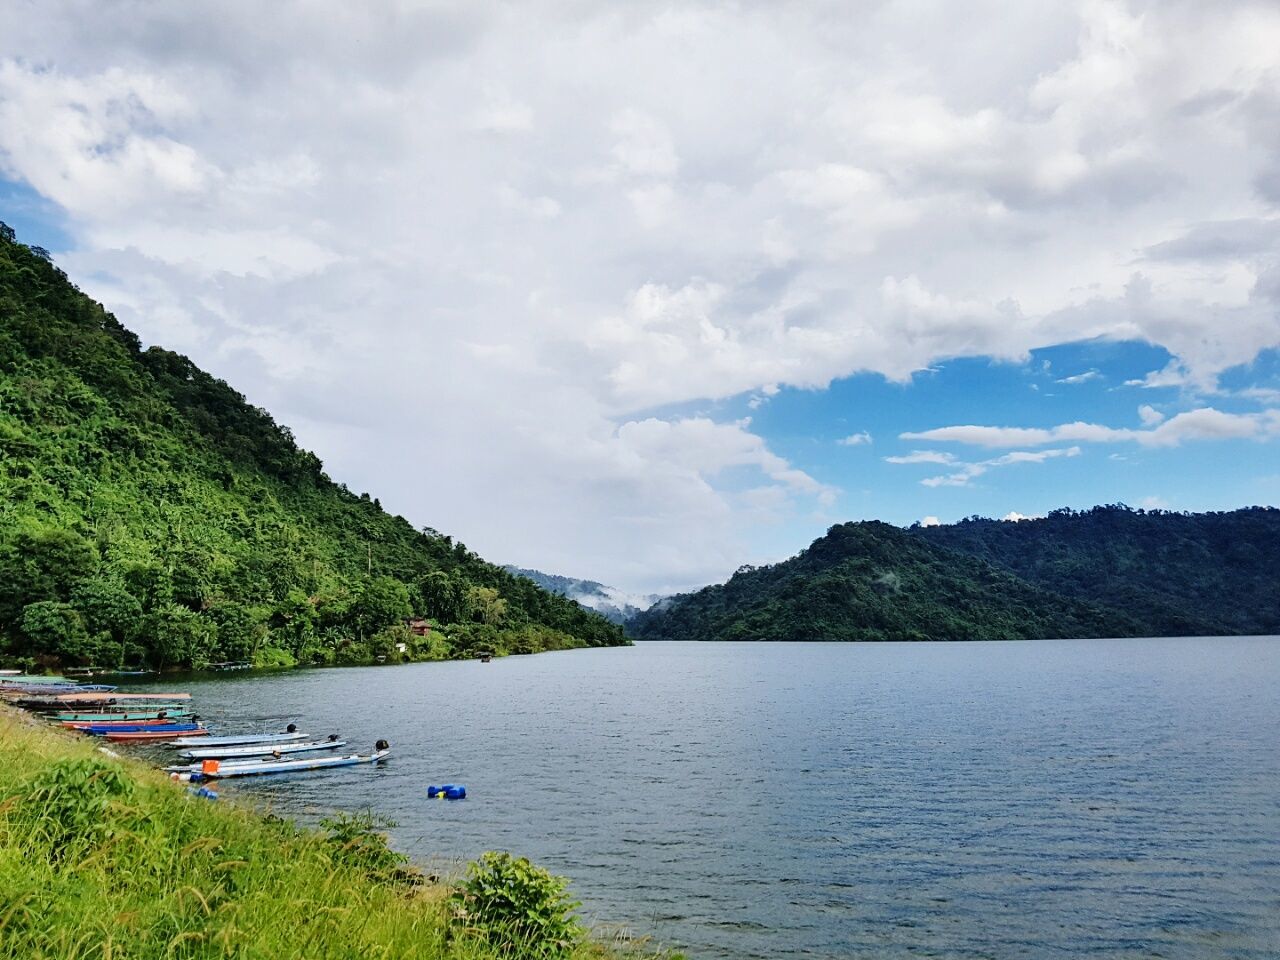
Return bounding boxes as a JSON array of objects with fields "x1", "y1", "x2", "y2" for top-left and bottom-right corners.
[
  {"x1": 628, "y1": 506, "x2": 1280, "y2": 643},
  {"x1": 504, "y1": 567, "x2": 662, "y2": 625}
]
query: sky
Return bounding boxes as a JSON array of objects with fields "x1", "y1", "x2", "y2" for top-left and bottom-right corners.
[{"x1": 1, "y1": 0, "x2": 1278, "y2": 594}]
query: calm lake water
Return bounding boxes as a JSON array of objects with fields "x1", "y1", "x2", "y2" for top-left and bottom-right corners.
[{"x1": 134, "y1": 639, "x2": 1280, "y2": 959}]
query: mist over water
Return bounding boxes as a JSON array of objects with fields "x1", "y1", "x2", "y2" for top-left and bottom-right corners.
[{"x1": 137, "y1": 639, "x2": 1280, "y2": 959}]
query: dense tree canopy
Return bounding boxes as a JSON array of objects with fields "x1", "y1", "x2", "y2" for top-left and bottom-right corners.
[
  {"x1": 0, "y1": 224, "x2": 625, "y2": 670},
  {"x1": 629, "y1": 509, "x2": 1280, "y2": 643}
]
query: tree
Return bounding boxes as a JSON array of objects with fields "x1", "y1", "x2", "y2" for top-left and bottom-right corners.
[
  {"x1": 142, "y1": 604, "x2": 217, "y2": 669},
  {"x1": 71, "y1": 578, "x2": 142, "y2": 648},
  {"x1": 19, "y1": 602, "x2": 92, "y2": 662},
  {"x1": 350, "y1": 577, "x2": 412, "y2": 640},
  {"x1": 0, "y1": 529, "x2": 97, "y2": 627},
  {"x1": 465, "y1": 586, "x2": 507, "y2": 627}
]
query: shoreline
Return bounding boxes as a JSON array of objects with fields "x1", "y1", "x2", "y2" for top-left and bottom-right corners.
[{"x1": 0, "y1": 702, "x2": 678, "y2": 960}]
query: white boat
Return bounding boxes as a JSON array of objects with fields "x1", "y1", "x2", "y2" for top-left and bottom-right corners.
[
  {"x1": 194, "y1": 742, "x2": 390, "y2": 778},
  {"x1": 180, "y1": 738, "x2": 345, "y2": 760},
  {"x1": 167, "y1": 727, "x2": 307, "y2": 749}
]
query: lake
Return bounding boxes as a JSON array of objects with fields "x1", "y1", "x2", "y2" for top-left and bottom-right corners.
[{"x1": 136, "y1": 638, "x2": 1280, "y2": 959}]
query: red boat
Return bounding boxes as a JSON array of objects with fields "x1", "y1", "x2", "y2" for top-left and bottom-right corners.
[{"x1": 104, "y1": 727, "x2": 209, "y2": 742}]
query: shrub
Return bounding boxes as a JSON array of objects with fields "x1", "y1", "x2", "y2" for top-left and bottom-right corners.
[
  {"x1": 451, "y1": 851, "x2": 584, "y2": 960},
  {"x1": 320, "y1": 810, "x2": 414, "y2": 885}
]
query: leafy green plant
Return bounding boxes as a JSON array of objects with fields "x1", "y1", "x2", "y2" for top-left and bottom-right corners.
[
  {"x1": 22, "y1": 757, "x2": 134, "y2": 863},
  {"x1": 320, "y1": 810, "x2": 414, "y2": 884},
  {"x1": 451, "y1": 851, "x2": 585, "y2": 960}
]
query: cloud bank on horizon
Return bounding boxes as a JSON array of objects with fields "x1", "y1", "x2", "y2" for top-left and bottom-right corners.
[{"x1": 0, "y1": 0, "x2": 1278, "y2": 591}]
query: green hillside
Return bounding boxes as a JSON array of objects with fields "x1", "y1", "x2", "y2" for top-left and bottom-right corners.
[
  {"x1": 630, "y1": 505, "x2": 1280, "y2": 643},
  {"x1": 0, "y1": 222, "x2": 624, "y2": 670},
  {"x1": 627, "y1": 520, "x2": 1140, "y2": 642},
  {"x1": 910, "y1": 505, "x2": 1280, "y2": 636}
]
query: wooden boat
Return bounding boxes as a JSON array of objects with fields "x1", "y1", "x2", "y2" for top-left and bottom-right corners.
[
  {"x1": 51, "y1": 691, "x2": 190, "y2": 701},
  {"x1": 6, "y1": 684, "x2": 118, "y2": 699},
  {"x1": 66, "y1": 717, "x2": 199, "y2": 731},
  {"x1": 0, "y1": 669, "x2": 21, "y2": 676},
  {"x1": 104, "y1": 726, "x2": 209, "y2": 742},
  {"x1": 167, "y1": 728, "x2": 306, "y2": 749},
  {"x1": 180, "y1": 738, "x2": 345, "y2": 760},
  {"x1": 194, "y1": 742, "x2": 390, "y2": 778},
  {"x1": 82, "y1": 721, "x2": 203, "y2": 735},
  {"x1": 52, "y1": 708, "x2": 191, "y2": 722}
]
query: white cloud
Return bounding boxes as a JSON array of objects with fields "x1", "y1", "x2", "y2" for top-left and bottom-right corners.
[
  {"x1": 920, "y1": 516, "x2": 942, "y2": 527},
  {"x1": 1138, "y1": 404, "x2": 1165, "y2": 426},
  {"x1": 884, "y1": 450, "x2": 957, "y2": 465},
  {"x1": 920, "y1": 446, "x2": 1082, "y2": 488},
  {"x1": 838, "y1": 431, "x2": 872, "y2": 446},
  {"x1": 1057, "y1": 369, "x2": 1102, "y2": 384},
  {"x1": 1138, "y1": 495, "x2": 1171, "y2": 510},
  {"x1": 904, "y1": 407, "x2": 1280, "y2": 450},
  {"x1": 1002, "y1": 511, "x2": 1039, "y2": 522},
  {"x1": 2, "y1": 0, "x2": 1280, "y2": 589}
]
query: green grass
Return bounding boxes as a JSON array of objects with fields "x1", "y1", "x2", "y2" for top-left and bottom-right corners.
[{"x1": 0, "y1": 707, "x2": 678, "y2": 960}]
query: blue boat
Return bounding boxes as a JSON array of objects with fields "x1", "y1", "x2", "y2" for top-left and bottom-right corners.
[{"x1": 78, "y1": 722, "x2": 203, "y2": 735}]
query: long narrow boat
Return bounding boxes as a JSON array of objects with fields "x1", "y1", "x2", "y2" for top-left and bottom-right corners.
[
  {"x1": 180, "y1": 738, "x2": 346, "y2": 760},
  {"x1": 50, "y1": 691, "x2": 190, "y2": 702},
  {"x1": 104, "y1": 726, "x2": 209, "y2": 742},
  {"x1": 5, "y1": 684, "x2": 118, "y2": 698},
  {"x1": 52, "y1": 708, "x2": 191, "y2": 722},
  {"x1": 167, "y1": 729, "x2": 307, "y2": 749},
  {"x1": 81, "y1": 721, "x2": 203, "y2": 735},
  {"x1": 65, "y1": 718, "x2": 199, "y2": 731},
  {"x1": 194, "y1": 744, "x2": 390, "y2": 778}
]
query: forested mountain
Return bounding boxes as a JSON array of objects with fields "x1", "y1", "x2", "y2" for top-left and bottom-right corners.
[
  {"x1": 910, "y1": 505, "x2": 1280, "y2": 636},
  {"x1": 627, "y1": 521, "x2": 1140, "y2": 642},
  {"x1": 628, "y1": 508, "x2": 1280, "y2": 643},
  {"x1": 0, "y1": 223, "x2": 624, "y2": 670},
  {"x1": 504, "y1": 566, "x2": 661, "y2": 624}
]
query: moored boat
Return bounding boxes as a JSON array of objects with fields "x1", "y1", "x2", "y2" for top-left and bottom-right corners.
[
  {"x1": 78, "y1": 721, "x2": 203, "y2": 735},
  {"x1": 167, "y1": 726, "x2": 306, "y2": 749},
  {"x1": 52, "y1": 708, "x2": 191, "y2": 722},
  {"x1": 192, "y1": 741, "x2": 390, "y2": 778},
  {"x1": 49, "y1": 691, "x2": 191, "y2": 701},
  {"x1": 104, "y1": 726, "x2": 209, "y2": 742},
  {"x1": 180, "y1": 737, "x2": 345, "y2": 760}
]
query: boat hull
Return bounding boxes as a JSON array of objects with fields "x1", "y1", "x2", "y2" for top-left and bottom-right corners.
[
  {"x1": 167, "y1": 731, "x2": 308, "y2": 749},
  {"x1": 181, "y1": 740, "x2": 346, "y2": 760},
  {"x1": 53, "y1": 709, "x2": 190, "y2": 722},
  {"x1": 199, "y1": 749, "x2": 390, "y2": 778},
  {"x1": 78, "y1": 721, "x2": 203, "y2": 734},
  {"x1": 104, "y1": 727, "x2": 208, "y2": 741}
]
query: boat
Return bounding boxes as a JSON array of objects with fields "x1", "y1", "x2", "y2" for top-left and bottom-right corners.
[
  {"x1": 49, "y1": 691, "x2": 190, "y2": 701},
  {"x1": 104, "y1": 726, "x2": 209, "y2": 742},
  {"x1": 79, "y1": 721, "x2": 204, "y2": 735},
  {"x1": 5, "y1": 684, "x2": 119, "y2": 699},
  {"x1": 52, "y1": 708, "x2": 191, "y2": 722},
  {"x1": 0, "y1": 669, "x2": 24, "y2": 676},
  {"x1": 167, "y1": 726, "x2": 306, "y2": 749},
  {"x1": 193, "y1": 741, "x2": 390, "y2": 778},
  {"x1": 180, "y1": 737, "x2": 345, "y2": 760}
]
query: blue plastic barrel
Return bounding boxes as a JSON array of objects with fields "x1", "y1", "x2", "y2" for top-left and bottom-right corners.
[{"x1": 427, "y1": 784, "x2": 466, "y2": 799}]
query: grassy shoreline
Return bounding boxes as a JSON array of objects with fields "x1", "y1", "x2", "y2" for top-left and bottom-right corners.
[{"x1": 0, "y1": 704, "x2": 675, "y2": 960}]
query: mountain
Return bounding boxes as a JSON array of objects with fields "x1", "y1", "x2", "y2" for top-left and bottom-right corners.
[
  {"x1": 909, "y1": 505, "x2": 1280, "y2": 636},
  {"x1": 0, "y1": 222, "x2": 625, "y2": 670},
  {"x1": 627, "y1": 507, "x2": 1280, "y2": 642},
  {"x1": 504, "y1": 566, "x2": 662, "y2": 624}
]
